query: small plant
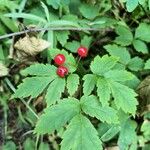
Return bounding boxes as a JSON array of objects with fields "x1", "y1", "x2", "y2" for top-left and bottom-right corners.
[{"x1": 1, "y1": 0, "x2": 150, "y2": 149}]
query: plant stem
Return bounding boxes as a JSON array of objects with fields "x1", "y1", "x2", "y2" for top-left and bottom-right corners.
[{"x1": 4, "y1": 77, "x2": 39, "y2": 119}]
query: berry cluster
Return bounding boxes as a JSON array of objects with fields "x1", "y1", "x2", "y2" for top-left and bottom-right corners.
[{"x1": 54, "y1": 46, "x2": 88, "y2": 78}]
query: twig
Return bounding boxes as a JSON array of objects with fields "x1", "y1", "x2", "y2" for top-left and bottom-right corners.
[{"x1": 0, "y1": 27, "x2": 103, "y2": 40}]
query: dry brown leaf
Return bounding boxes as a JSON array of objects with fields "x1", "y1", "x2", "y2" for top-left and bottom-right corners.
[
  {"x1": 14, "y1": 36, "x2": 50, "y2": 56},
  {"x1": 0, "y1": 63, "x2": 8, "y2": 77}
]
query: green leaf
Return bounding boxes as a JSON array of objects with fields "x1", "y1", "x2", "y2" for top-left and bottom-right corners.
[
  {"x1": 133, "y1": 40, "x2": 148, "y2": 54},
  {"x1": 104, "y1": 44, "x2": 131, "y2": 65},
  {"x1": 135, "y1": 23, "x2": 150, "y2": 42},
  {"x1": 35, "y1": 99, "x2": 80, "y2": 134},
  {"x1": 67, "y1": 74, "x2": 79, "y2": 96},
  {"x1": 21, "y1": 64, "x2": 57, "y2": 77},
  {"x1": 144, "y1": 59, "x2": 150, "y2": 69},
  {"x1": 81, "y1": 95, "x2": 118, "y2": 124},
  {"x1": 49, "y1": 49, "x2": 77, "y2": 73},
  {"x1": 141, "y1": 120, "x2": 150, "y2": 141},
  {"x1": 83, "y1": 74, "x2": 97, "y2": 96},
  {"x1": 65, "y1": 41, "x2": 80, "y2": 53},
  {"x1": 98, "y1": 123, "x2": 120, "y2": 142},
  {"x1": 45, "y1": 77, "x2": 66, "y2": 106},
  {"x1": 0, "y1": 15, "x2": 18, "y2": 32},
  {"x1": 96, "y1": 77, "x2": 111, "y2": 106},
  {"x1": 79, "y1": 4, "x2": 99, "y2": 20},
  {"x1": 118, "y1": 119, "x2": 137, "y2": 150},
  {"x1": 46, "y1": 0, "x2": 60, "y2": 9},
  {"x1": 90, "y1": 55, "x2": 119, "y2": 76},
  {"x1": 61, "y1": 114, "x2": 102, "y2": 150},
  {"x1": 2, "y1": 141, "x2": 16, "y2": 150},
  {"x1": 128, "y1": 57, "x2": 144, "y2": 71},
  {"x1": 104, "y1": 70, "x2": 134, "y2": 82},
  {"x1": 55, "y1": 31, "x2": 70, "y2": 46},
  {"x1": 115, "y1": 25, "x2": 133, "y2": 46},
  {"x1": 23, "y1": 138, "x2": 35, "y2": 150},
  {"x1": 81, "y1": 35, "x2": 92, "y2": 48},
  {"x1": 39, "y1": 142, "x2": 49, "y2": 150},
  {"x1": 109, "y1": 80, "x2": 138, "y2": 114},
  {"x1": 126, "y1": 0, "x2": 138, "y2": 12},
  {"x1": 13, "y1": 77, "x2": 53, "y2": 99},
  {"x1": 149, "y1": 0, "x2": 150, "y2": 10},
  {"x1": 4, "y1": 13, "x2": 47, "y2": 23}
]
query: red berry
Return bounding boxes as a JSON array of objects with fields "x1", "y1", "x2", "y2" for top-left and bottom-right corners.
[
  {"x1": 77, "y1": 46, "x2": 88, "y2": 57},
  {"x1": 56, "y1": 66, "x2": 68, "y2": 77},
  {"x1": 54, "y1": 54, "x2": 66, "y2": 65}
]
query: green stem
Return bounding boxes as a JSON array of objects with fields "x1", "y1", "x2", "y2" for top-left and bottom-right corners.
[{"x1": 4, "y1": 77, "x2": 39, "y2": 119}]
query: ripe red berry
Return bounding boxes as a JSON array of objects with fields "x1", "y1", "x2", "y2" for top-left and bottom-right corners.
[
  {"x1": 54, "y1": 54, "x2": 66, "y2": 65},
  {"x1": 77, "y1": 46, "x2": 88, "y2": 57},
  {"x1": 56, "y1": 66, "x2": 68, "y2": 77}
]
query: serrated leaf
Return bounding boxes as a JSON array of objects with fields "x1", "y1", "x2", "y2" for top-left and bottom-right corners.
[
  {"x1": 90, "y1": 55, "x2": 119, "y2": 76},
  {"x1": 104, "y1": 70, "x2": 134, "y2": 82},
  {"x1": 79, "y1": 4, "x2": 99, "y2": 20},
  {"x1": 45, "y1": 77, "x2": 66, "y2": 106},
  {"x1": 118, "y1": 119, "x2": 137, "y2": 150},
  {"x1": 144, "y1": 59, "x2": 150, "y2": 69},
  {"x1": 104, "y1": 44, "x2": 131, "y2": 65},
  {"x1": 49, "y1": 49, "x2": 77, "y2": 73},
  {"x1": 55, "y1": 31, "x2": 70, "y2": 46},
  {"x1": 133, "y1": 40, "x2": 148, "y2": 54},
  {"x1": 67, "y1": 74, "x2": 79, "y2": 96},
  {"x1": 109, "y1": 80, "x2": 138, "y2": 114},
  {"x1": 65, "y1": 41, "x2": 80, "y2": 53},
  {"x1": 128, "y1": 57, "x2": 144, "y2": 71},
  {"x1": 135, "y1": 23, "x2": 150, "y2": 42},
  {"x1": 81, "y1": 95, "x2": 118, "y2": 124},
  {"x1": 81, "y1": 35, "x2": 92, "y2": 48},
  {"x1": 126, "y1": 0, "x2": 138, "y2": 12},
  {"x1": 35, "y1": 99, "x2": 80, "y2": 134},
  {"x1": 61, "y1": 114, "x2": 102, "y2": 150},
  {"x1": 96, "y1": 77, "x2": 111, "y2": 106},
  {"x1": 115, "y1": 25, "x2": 133, "y2": 46},
  {"x1": 13, "y1": 77, "x2": 53, "y2": 99},
  {"x1": 21, "y1": 64, "x2": 57, "y2": 77},
  {"x1": 83, "y1": 74, "x2": 97, "y2": 96}
]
